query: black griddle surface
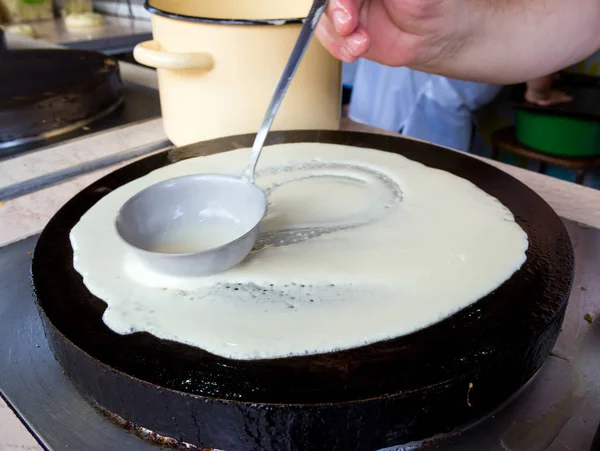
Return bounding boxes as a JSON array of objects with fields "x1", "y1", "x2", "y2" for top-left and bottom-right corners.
[
  {"x1": 2, "y1": 237, "x2": 598, "y2": 451},
  {"x1": 30, "y1": 131, "x2": 574, "y2": 450},
  {"x1": 32, "y1": 130, "x2": 573, "y2": 403}
]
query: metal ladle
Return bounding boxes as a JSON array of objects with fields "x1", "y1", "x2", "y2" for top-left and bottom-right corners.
[{"x1": 115, "y1": 0, "x2": 329, "y2": 276}]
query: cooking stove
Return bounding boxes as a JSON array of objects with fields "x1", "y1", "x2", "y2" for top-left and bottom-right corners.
[
  {"x1": 0, "y1": 79, "x2": 162, "y2": 162},
  {"x1": 1, "y1": 231, "x2": 598, "y2": 450},
  {"x1": 0, "y1": 205, "x2": 599, "y2": 448},
  {"x1": 0, "y1": 46, "x2": 168, "y2": 203}
]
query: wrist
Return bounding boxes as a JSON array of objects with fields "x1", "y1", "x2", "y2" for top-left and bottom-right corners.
[{"x1": 413, "y1": 1, "x2": 504, "y2": 82}]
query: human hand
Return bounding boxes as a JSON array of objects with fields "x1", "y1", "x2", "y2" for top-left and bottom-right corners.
[
  {"x1": 525, "y1": 75, "x2": 573, "y2": 107},
  {"x1": 525, "y1": 89, "x2": 573, "y2": 107},
  {"x1": 314, "y1": 0, "x2": 600, "y2": 85},
  {"x1": 315, "y1": 0, "x2": 477, "y2": 71}
]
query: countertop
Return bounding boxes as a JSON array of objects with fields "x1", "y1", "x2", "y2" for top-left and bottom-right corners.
[
  {"x1": 23, "y1": 15, "x2": 152, "y2": 54},
  {"x1": 0, "y1": 36, "x2": 599, "y2": 450}
]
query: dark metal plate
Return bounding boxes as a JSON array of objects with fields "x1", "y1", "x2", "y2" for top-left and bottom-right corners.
[
  {"x1": 0, "y1": 49, "x2": 123, "y2": 148},
  {"x1": 0, "y1": 80, "x2": 162, "y2": 162},
  {"x1": 31, "y1": 131, "x2": 574, "y2": 450}
]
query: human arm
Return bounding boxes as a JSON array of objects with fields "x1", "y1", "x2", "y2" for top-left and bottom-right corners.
[{"x1": 315, "y1": 0, "x2": 600, "y2": 84}]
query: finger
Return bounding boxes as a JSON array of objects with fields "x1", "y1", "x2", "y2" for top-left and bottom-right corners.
[
  {"x1": 316, "y1": 0, "x2": 369, "y2": 62},
  {"x1": 537, "y1": 96, "x2": 572, "y2": 107},
  {"x1": 326, "y1": 0, "x2": 361, "y2": 36},
  {"x1": 315, "y1": 13, "x2": 356, "y2": 62},
  {"x1": 343, "y1": 24, "x2": 370, "y2": 58},
  {"x1": 544, "y1": 92, "x2": 574, "y2": 106}
]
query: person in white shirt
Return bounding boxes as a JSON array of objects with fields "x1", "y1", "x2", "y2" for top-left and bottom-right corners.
[{"x1": 345, "y1": 60, "x2": 501, "y2": 151}]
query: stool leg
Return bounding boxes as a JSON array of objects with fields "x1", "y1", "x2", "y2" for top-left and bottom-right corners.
[{"x1": 575, "y1": 170, "x2": 586, "y2": 185}]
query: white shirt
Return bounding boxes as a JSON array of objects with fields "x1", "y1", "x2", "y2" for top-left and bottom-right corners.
[{"x1": 345, "y1": 60, "x2": 502, "y2": 151}]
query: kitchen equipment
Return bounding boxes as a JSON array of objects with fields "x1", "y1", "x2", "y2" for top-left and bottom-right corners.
[
  {"x1": 243, "y1": 0, "x2": 328, "y2": 183},
  {"x1": 116, "y1": 0, "x2": 327, "y2": 276},
  {"x1": 133, "y1": 0, "x2": 341, "y2": 146},
  {"x1": 2, "y1": 227, "x2": 598, "y2": 450},
  {"x1": 116, "y1": 174, "x2": 267, "y2": 275},
  {"x1": 512, "y1": 79, "x2": 600, "y2": 157},
  {"x1": 0, "y1": 78, "x2": 162, "y2": 162},
  {"x1": 515, "y1": 109, "x2": 600, "y2": 157},
  {"x1": 32, "y1": 130, "x2": 574, "y2": 451},
  {"x1": 489, "y1": 126, "x2": 600, "y2": 186},
  {"x1": 0, "y1": 49, "x2": 123, "y2": 149}
]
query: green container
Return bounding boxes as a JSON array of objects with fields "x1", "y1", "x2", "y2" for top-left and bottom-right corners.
[{"x1": 515, "y1": 109, "x2": 600, "y2": 157}]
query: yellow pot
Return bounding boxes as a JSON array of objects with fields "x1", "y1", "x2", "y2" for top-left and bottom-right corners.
[{"x1": 134, "y1": 0, "x2": 342, "y2": 147}]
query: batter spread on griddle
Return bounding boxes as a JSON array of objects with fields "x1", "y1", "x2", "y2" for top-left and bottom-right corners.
[{"x1": 71, "y1": 143, "x2": 528, "y2": 360}]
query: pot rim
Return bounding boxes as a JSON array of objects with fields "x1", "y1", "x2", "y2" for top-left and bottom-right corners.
[{"x1": 145, "y1": 0, "x2": 305, "y2": 26}]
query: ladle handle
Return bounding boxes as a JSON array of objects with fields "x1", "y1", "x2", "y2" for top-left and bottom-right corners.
[{"x1": 242, "y1": 0, "x2": 329, "y2": 183}]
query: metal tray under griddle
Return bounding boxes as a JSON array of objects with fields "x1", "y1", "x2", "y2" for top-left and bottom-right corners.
[{"x1": 30, "y1": 131, "x2": 575, "y2": 451}]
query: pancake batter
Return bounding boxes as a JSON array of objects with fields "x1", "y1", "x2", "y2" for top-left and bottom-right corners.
[{"x1": 71, "y1": 143, "x2": 528, "y2": 360}]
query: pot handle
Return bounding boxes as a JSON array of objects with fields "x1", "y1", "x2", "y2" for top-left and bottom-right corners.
[{"x1": 133, "y1": 40, "x2": 214, "y2": 71}]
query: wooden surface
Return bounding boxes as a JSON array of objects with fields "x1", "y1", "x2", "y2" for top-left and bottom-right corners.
[
  {"x1": 490, "y1": 126, "x2": 600, "y2": 184},
  {"x1": 490, "y1": 126, "x2": 600, "y2": 170}
]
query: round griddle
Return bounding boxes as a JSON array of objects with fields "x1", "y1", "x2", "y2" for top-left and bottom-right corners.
[
  {"x1": 31, "y1": 131, "x2": 574, "y2": 451},
  {"x1": 0, "y1": 49, "x2": 123, "y2": 148}
]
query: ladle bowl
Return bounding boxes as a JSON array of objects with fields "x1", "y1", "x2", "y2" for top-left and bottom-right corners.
[
  {"x1": 115, "y1": 174, "x2": 267, "y2": 276},
  {"x1": 115, "y1": 0, "x2": 327, "y2": 276}
]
